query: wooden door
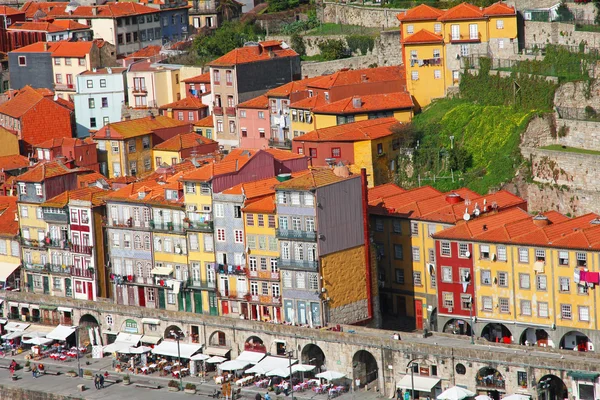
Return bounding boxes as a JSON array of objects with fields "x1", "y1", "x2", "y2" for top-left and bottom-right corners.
[
  {"x1": 415, "y1": 299, "x2": 423, "y2": 330},
  {"x1": 221, "y1": 300, "x2": 229, "y2": 315},
  {"x1": 138, "y1": 286, "x2": 146, "y2": 307},
  {"x1": 87, "y1": 282, "x2": 93, "y2": 300},
  {"x1": 158, "y1": 288, "x2": 166, "y2": 309},
  {"x1": 127, "y1": 286, "x2": 135, "y2": 305},
  {"x1": 194, "y1": 292, "x2": 202, "y2": 314}
]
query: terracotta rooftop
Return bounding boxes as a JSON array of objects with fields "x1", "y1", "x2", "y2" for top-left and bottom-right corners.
[
  {"x1": 237, "y1": 94, "x2": 268, "y2": 110},
  {"x1": 0, "y1": 85, "x2": 71, "y2": 119},
  {"x1": 152, "y1": 132, "x2": 217, "y2": 152},
  {"x1": 396, "y1": 4, "x2": 444, "y2": 21},
  {"x1": 159, "y1": 96, "x2": 208, "y2": 110},
  {"x1": 266, "y1": 76, "x2": 325, "y2": 98},
  {"x1": 93, "y1": 115, "x2": 191, "y2": 140},
  {"x1": 312, "y1": 92, "x2": 413, "y2": 115},
  {"x1": 307, "y1": 65, "x2": 406, "y2": 90},
  {"x1": 42, "y1": 186, "x2": 107, "y2": 208},
  {"x1": 35, "y1": 137, "x2": 94, "y2": 149},
  {"x1": 275, "y1": 167, "x2": 354, "y2": 190},
  {"x1": 182, "y1": 72, "x2": 210, "y2": 84},
  {"x1": 368, "y1": 183, "x2": 406, "y2": 203},
  {"x1": 105, "y1": 180, "x2": 183, "y2": 206},
  {"x1": 80, "y1": 67, "x2": 126, "y2": 75},
  {"x1": 208, "y1": 41, "x2": 298, "y2": 67},
  {"x1": 12, "y1": 41, "x2": 94, "y2": 58},
  {"x1": 16, "y1": 160, "x2": 77, "y2": 183},
  {"x1": 0, "y1": 154, "x2": 30, "y2": 171},
  {"x1": 127, "y1": 45, "x2": 162, "y2": 59},
  {"x1": 402, "y1": 29, "x2": 444, "y2": 44},
  {"x1": 21, "y1": 2, "x2": 159, "y2": 19},
  {"x1": 263, "y1": 148, "x2": 305, "y2": 161},
  {"x1": 77, "y1": 171, "x2": 108, "y2": 188},
  {"x1": 243, "y1": 194, "x2": 276, "y2": 214},
  {"x1": 0, "y1": 196, "x2": 18, "y2": 237},
  {"x1": 289, "y1": 94, "x2": 327, "y2": 110},
  {"x1": 194, "y1": 115, "x2": 214, "y2": 128},
  {"x1": 8, "y1": 20, "x2": 89, "y2": 32},
  {"x1": 438, "y1": 2, "x2": 485, "y2": 21},
  {"x1": 51, "y1": 19, "x2": 91, "y2": 29},
  {"x1": 0, "y1": 5, "x2": 23, "y2": 15},
  {"x1": 483, "y1": 2, "x2": 516, "y2": 16},
  {"x1": 294, "y1": 117, "x2": 399, "y2": 143}
]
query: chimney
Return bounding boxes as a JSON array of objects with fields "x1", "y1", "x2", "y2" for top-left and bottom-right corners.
[
  {"x1": 532, "y1": 214, "x2": 549, "y2": 227},
  {"x1": 352, "y1": 97, "x2": 361, "y2": 109},
  {"x1": 43, "y1": 42, "x2": 48, "y2": 51},
  {"x1": 445, "y1": 192, "x2": 463, "y2": 204},
  {"x1": 92, "y1": 7, "x2": 97, "y2": 16},
  {"x1": 147, "y1": 110, "x2": 155, "y2": 119},
  {"x1": 105, "y1": 127, "x2": 111, "y2": 138},
  {"x1": 361, "y1": 74, "x2": 368, "y2": 82}
]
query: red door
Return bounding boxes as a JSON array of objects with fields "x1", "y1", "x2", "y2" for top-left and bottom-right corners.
[
  {"x1": 221, "y1": 300, "x2": 229, "y2": 315},
  {"x1": 138, "y1": 286, "x2": 146, "y2": 307},
  {"x1": 87, "y1": 282, "x2": 93, "y2": 301},
  {"x1": 415, "y1": 299, "x2": 423, "y2": 330}
]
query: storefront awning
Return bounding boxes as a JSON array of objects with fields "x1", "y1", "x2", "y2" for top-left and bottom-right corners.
[
  {"x1": 5, "y1": 322, "x2": 29, "y2": 332},
  {"x1": 151, "y1": 341, "x2": 202, "y2": 359},
  {"x1": 57, "y1": 307, "x2": 72, "y2": 313},
  {"x1": 141, "y1": 335, "x2": 162, "y2": 345},
  {"x1": 0, "y1": 319, "x2": 7, "y2": 324},
  {"x1": 2, "y1": 331, "x2": 24, "y2": 340},
  {"x1": 236, "y1": 350, "x2": 266, "y2": 365},
  {"x1": 46, "y1": 325, "x2": 77, "y2": 341},
  {"x1": 0, "y1": 262, "x2": 19, "y2": 282},
  {"x1": 397, "y1": 375, "x2": 441, "y2": 392},
  {"x1": 567, "y1": 371, "x2": 599, "y2": 382},
  {"x1": 246, "y1": 355, "x2": 297, "y2": 374},
  {"x1": 219, "y1": 360, "x2": 250, "y2": 371},
  {"x1": 205, "y1": 346, "x2": 231, "y2": 357},
  {"x1": 39, "y1": 305, "x2": 57, "y2": 311},
  {"x1": 151, "y1": 266, "x2": 173, "y2": 276},
  {"x1": 19, "y1": 303, "x2": 29, "y2": 308},
  {"x1": 141, "y1": 318, "x2": 160, "y2": 325},
  {"x1": 23, "y1": 337, "x2": 54, "y2": 346}
]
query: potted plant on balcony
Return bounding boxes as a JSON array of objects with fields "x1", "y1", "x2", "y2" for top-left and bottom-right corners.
[
  {"x1": 183, "y1": 217, "x2": 190, "y2": 229},
  {"x1": 24, "y1": 360, "x2": 30, "y2": 372},
  {"x1": 168, "y1": 380, "x2": 180, "y2": 392},
  {"x1": 122, "y1": 374, "x2": 131, "y2": 385},
  {"x1": 167, "y1": 222, "x2": 174, "y2": 231},
  {"x1": 184, "y1": 383, "x2": 196, "y2": 394}
]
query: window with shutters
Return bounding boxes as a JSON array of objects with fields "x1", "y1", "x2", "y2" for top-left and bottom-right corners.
[
  {"x1": 497, "y1": 271, "x2": 508, "y2": 287},
  {"x1": 217, "y1": 229, "x2": 225, "y2": 242},
  {"x1": 395, "y1": 269, "x2": 404, "y2": 284},
  {"x1": 441, "y1": 242, "x2": 451, "y2": 257},
  {"x1": 579, "y1": 306, "x2": 590, "y2": 322},
  {"x1": 481, "y1": 270, "x2": 491, "y2": 285},
  {"x1": 561, "y1": 304, "x2": 572, "y2": 320},
  {"x1": 480, "y1": 245, "x2": 490, "y2": 259},
  {"x1": 519, "y1": 273, "x2": 530, "y2": 289},
  {"x1": 558, "y1": 251, "x2": 569, "y2": 266},
  {"x1": 482, "y1": 296, "x2": 492, "y2": 311},
  {"x1": 411, "y1": 222, "x2": 419, "y2": 236},
  {"x1": 521, "y1": 300, "x2": 531, "y2": 316},
  {"x1": 559, "y1": 277, "x2": 570, "y2": 292},
  {"x1": 442, "y1": 267, "x2": 452, "y2": 283},
  {"x1": 499, "y1": 298, "x2": 510, "y2": 313},
  {"x1": 459, "y1": 243, "x2": 469, "y2": 258},
  {"x1": 518, "y1": 248, "x2": 529, "y2": 263},
  {"x1": 536, "y1": 275, "x2": 547, "y2": 291}
]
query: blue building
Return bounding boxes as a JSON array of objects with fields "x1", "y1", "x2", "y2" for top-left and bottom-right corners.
[
  {"x1": 74, "y1": 67, "x2": 127, "y2": 138},
  {"x1": 145, "y1": 0, "x2": 190, "y2": 44}
]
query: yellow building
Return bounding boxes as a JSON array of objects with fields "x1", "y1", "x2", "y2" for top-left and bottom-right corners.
[
  {"x1": 434, "y1": 209, "x2": 600, "y2": 351},
  {"x1": 398, "y1": 2, "x2": 517, "y2": 108},
  {"x1": 152, "y1": 132, "x2": 218, "y2": 167},
  {"x1": 92, "y1": 115, "x2": 191, "y2": 178},
  {"x1": 0, "y1": 197, "x2": 22, "y2": 291},
  {"x1": 0, "y1": 128, "x2": 19, "y2": 157}
]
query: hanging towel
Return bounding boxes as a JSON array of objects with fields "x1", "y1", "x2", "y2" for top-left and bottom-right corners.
[
  {"x1": 587, "y1": 271, "x2": 600, "y2": 284},
  {"x1": 533, "y1": 261, "x2": 545, "y2": 273},
  {"x1": 579, "y1": 270, "x2": 588, "y2": 282},
  {"x1": 172, "y1": 281, "x2": 181, "y2": 294}
]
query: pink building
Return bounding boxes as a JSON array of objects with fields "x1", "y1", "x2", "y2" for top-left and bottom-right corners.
[
  {"x1": 238, "y1": 94, "x2": 269, "y2": 149},
  {"x1": 159, "y1": 96, "x2": 209, "y2": 123}
]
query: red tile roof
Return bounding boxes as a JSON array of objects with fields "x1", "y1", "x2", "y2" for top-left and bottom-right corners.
[
  {"x1": 21, "y1": 2, "x2": 159, "y2": 19},
  {"x1": 0, "y1": 5, "x2": 23, "y2": 15},
  {"x1": 0, "y1": 86, "x2": 69, "y2": 119},
  {"x1": 12, "y1": 41, "x2": 94, "y2": 57},
  {"x1": 368, "y1": 183, "x2": 406, "y2": 203},
  {"x1": 152, "y1": 132, "x2": 217, "y2": 152},
  {"x1": 266, "y1": 76, "x2": 325, "y2": 98},
  {"x1": 243, "y1": 194, "x2": 276, "y2": 213},
  {"x1": 77, "y1": 171, "x2": 108, "y2": 188},
  {"x1": 397, "y1": 4, "x2": 443, "y2": 21},
  {"x1": 208, "y1": 41, "x2": 298, "y2": 67},
  {"x1": 8, "y1": 21, "x2": 88, "y2": 33},
  {"x1": 93, "y1": 115, "x2": 191, "y2": 140},
  {"x1": 438, "y1": 2, "x2": 485, "y2": 21},
  {"x1": 16, "y1": 160, "x2": 77, "y2": 183},
  {"x1": 275, "y1": 167, "x2": 354, "y2": 190},
  {"x1": 127, "y1": 45, "x2": 162, "y2": 59},
  {"x1": 402, "y1": 29, "x2": 444, "y2": 44},
  {"x1": 237, "y1": 94, "x2": 268, "y2": 109},
  {"x1": 42, "y1": 186, "x2": 107, "y2": 208},
  {"x1": 35, "y1": 137, "x2": 94, "y2": 149},
  {"x1": 289, "y1": 94, "x2": 326, "y2": 110},
  {"x1": 312, "y1": 92, "x2": 413, "y2": 115},
  {"x1": 263, "y1": 148, "x2": 306, "y2": 161},
  {"x1": 307, "y1": 65, "x2": 406, "y2": 90},
  {"x1": 159, "y1": 96, "x2": 208, "y2": 110},
  {"x1": 51, "y1": 19, "x2": 90, "y2": 30},
  {"x1": 0, "y1": 154, "x2": 30, "y2": 171},
  {"x1": 194, "y1": 114, "x2": 214, "y2": 128},
  {"x1": 0, "y1": 196, "x2": 19, "y2": 237},
  {"x1": 182, "y1": 72, "x2": 210, "y2": 84},
  {"x1": 293, "y1": 117, "x2": 399, "y2": 142},
  {"x1": 483, "y1": 2, "x2": 516, "y2": 16}
]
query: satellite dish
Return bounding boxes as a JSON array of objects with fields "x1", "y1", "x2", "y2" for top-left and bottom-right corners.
[
  {"x1": 465, "y1": 251, "x2": 471, "y2": 258},
  {"x1": 463, "y1": 213, "x2": 471, "y2": 221},
  {"x1": 474, "y1": 208, "x2": 481, "y2": 217}
]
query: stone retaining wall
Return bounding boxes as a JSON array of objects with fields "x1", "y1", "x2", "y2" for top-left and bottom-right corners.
[{"x1": 301, "y1": 55, "x2": 378, "y2": 77}]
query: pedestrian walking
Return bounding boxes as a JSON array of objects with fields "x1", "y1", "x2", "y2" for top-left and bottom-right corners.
[
  {"x1": 99, "y1": 374, "x2": 105, "y2": 389},
  {"x1": 31, "y1": 363, "x2": 37, "y2": 378},
  {"x1": 255, "y1": 393, "x2": 262, "y2": 400},
  {"x1": 94, "y1": 374, "x2": 99, "y2": 389},
  {"x1": 264, "y1": 391, "x2": 271, "y2": 400}
]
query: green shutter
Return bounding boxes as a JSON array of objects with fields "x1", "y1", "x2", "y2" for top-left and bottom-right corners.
[
  {"x1": 209, "y1": 292, "x2": 218, "y2": 316},
  {"x1": 177, "y1": 291, "x2": 184, "y2": 312},
  {"x1": 194, "y1": 291, "x2": 203, "y2": 314},
  {"x1": 42, "y1": 276, "x2": 49, "y2": 295},
  {"x1": 158, "y1": 288, "x2": 166, "y2": 309},
  {"x1": 65, "y1": 278, "x2": 72, "y2": 297},
  {"x1": 26, "y1": 274, "x2": 33, "y2": 292},
  {"x1": 185, "y1": 292, "x2": 192, "y2": 312}
]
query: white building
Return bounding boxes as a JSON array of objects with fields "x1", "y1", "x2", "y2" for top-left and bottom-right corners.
[{"x1": 74, "y1": 67, "x2": 127, "y2": 138}]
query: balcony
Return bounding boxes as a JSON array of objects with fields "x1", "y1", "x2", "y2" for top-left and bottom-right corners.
[
  {"x1": 247, "y1": 270, "x2": 280, "y2": 280},
  {"x1": 409, "y1": 57, "x2": 443, "y2": 67},
  {"x1": 225, "y1": 107, "x2": 236, "y2": 116},
  {"x1": 108, "y1": 219, "x2": 150, "y2": 230},
  {"x1": 186, "y1": 220, "x2": 213, "y2": 232},
  {"x1": 185, "y1": 278, "x2": 216, "y2": 290},
  {"x1": 216, "y1": 265, "x2": 246, "y2": 275},
  {"x1": 448, "y1": 32, "x2": 481, "y2": 43},
  {"x1": 72, "y1": 267, "x2": 94, "y2": 279},
  {"x1": 216, "y1": 289, "x2": 246, "y2": 299},
  {"x1": 71, "y1": 244, "x2": 93, "y2": 255},
  {"x1": 268, "y1": 138, "x2": 292, "y2": 150},
  {"x1": 55, "y1": 83, "x2": 75, "y2": 91},
  {"x1": 276, "y1": 229, "x2": 317, "y2": 241},
  {"x1": 150, "y1": 220, "x2": 184, "y2": 233},
  {"x1": 20, "y1": 238, "x2": 46, "y2": 249},
  {"x1": 23, "y1": 262, "x2": 47, "y2": 272},
  {"x1": 47, "y1": 263, "x2": 72, "y2": 275},
  {"x1": 132, "y1": 87, "x2": 148, "y2": 95},
  {"x1": 476, "y1": 376, "x2": 505, "y2": 390},
  {"x1": 277, "y1": 258, "x2": 318, "y2": 271},
  {"x1": 213, "y1": 106, "x2": 223, "y2": 116},
  {"x1": 45, "y1": 237, "x2": 70, "y2": 250},
  {"x1": 245, "y1": 294, "x2": 282, "y2": 305}
]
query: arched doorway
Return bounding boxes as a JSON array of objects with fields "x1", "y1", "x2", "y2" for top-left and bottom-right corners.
[
  {"x1": 476, "y1": 367, "x2": 505, "y2": 400},
  {"x1": 442, "y1": 319, "x2": 472, "y2": 336},
  {"x1": 520, "y1": 328, "x2": 553, "y2": 348},
  {"x1": 209, "y1": 331, "x2": 226, "y2": 346},
  {"x1": 245, "y1": 336, "x2": 266, "y2": 353},
  {"x1": 429, "y1": 308, "x2": 438, "y2": 332},
  {"x1": 538, "y1": 375, "x2": 568, "y2": 400},
  {"x1": 301, "y1": 344, "x2": 326, "y2": 371},
  {"x1": 78, "y1": 314, "x2": 100, "y2": 346},
  {"x1": 352, "y1": 350, "x2": 378, "y2": 389},
  {"x1": 164, "y1": 325, "x2": 184, "y2": 340},
  {"x1": 560, "y1": 331, "x2": 593, "y2": 351},
  {"x1": 481, "y1": 323, "x2": 512, "y2": 344}
]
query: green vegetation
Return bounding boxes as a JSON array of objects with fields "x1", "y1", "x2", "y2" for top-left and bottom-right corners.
[
  {"x1": 540, "y1": 145, "x2": 600, "y2": 156},
  {"x1": 304, "y1": 23, "x2": 378, "y2": 36},
  {"x1": 396, "y1": 99, "x2": 537, "y2": 194},
  {"x1": 290, "y1": 33, "x2": 306, "y2": 56},
  {"x1": 383, "y1": 0, "x2": 497, "y2": 9},
  {"x1": 267, "y1": 0, "x2": 299, "y2": 12},
  {"x1": 346, "y1": 34, "x2": 375, "y2": 55},
  {"x1": 281, "y1": 10, "x2": 319, "y2": 34},
  {"x1": 317, "y1": 39, "x2": 349, "y2": 61},
  {"x1": 193, "y1": 21, "x2": 264, "y2": 60}
]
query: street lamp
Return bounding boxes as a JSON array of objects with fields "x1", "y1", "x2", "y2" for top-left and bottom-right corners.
[
  {"x1": 468, "y1": 295, "x2": 475, "y2": 345},
  {"x1": 406, "y1": 357, "x2": 428, "y2": 400},
  {"x1": 171, "y1": 330, "x2": 183, "y2": 391},
  {"x1": 76, "y1": 326, "x2": 81, "y2": 377},
  {"x1": 287, "y1": 350, "x2": 294, "y2": 400}
]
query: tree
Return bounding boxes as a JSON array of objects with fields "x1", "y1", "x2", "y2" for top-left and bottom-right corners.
[
  {"x1": 216, "y1": 0, "x2": 241, "y2": 22},
  {"x1": 290, "y1": 33, "x2": 306, "y2": 56},
  {"x1": 317, "y1": 39, "x2": 348, "y2": 61},
  {"x1": 194, "y1": 21, "x2": 264, "y2": 58}
]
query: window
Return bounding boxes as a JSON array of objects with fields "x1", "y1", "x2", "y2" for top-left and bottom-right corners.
[
  {"x1": 579, "y1": 306, "x2": 590, "y2": 322},
  {"x1": 88, "y1": 98, "x2": 95, "y2": 109},
  {"x1": 296, "y1": 272, "x2": 305, "y2": 289},
  {"x1": 496, "y1": 19, "x2": 504, "y2": 29},
  {"x1": 536, "y1": 275, "x2": 547, "y2": 291},
  {"x1": 234, "y1": 230, "x2": 243, "y2": 244},
  {"x1": 497, "y1": 271, "x2": 508, "y2": 287},
  {"x1": 213, "y1": 70, "x2": 220, "y2": 84},
  {"x1": 433, "y1": 49, "x2": 441, "y2": 58},
  {"x1": 308, "y1": 273, "x2": 319, "y2": 290},
  {"x1": 309, "y1": 148, "x2": 317, "y2": 158},
  {"x1": 19, "y1": 183, "x2": 26, "y2": 195},
  {"x1": 559, "y1": 277, "x2": 570, "y2": 292},
  {"x1": 434, "y1": 70, "x2": 441, "y2": 79},
  {"x1": 442, "y1": 267, "x2": 452, "y2": 283},
  {"x1": 443, "y1": 292, "x2": 453, "y2": 309},
  {"x1": 497, "y1": 245, "x2": 507, "y2": 261},
  {"x1": 557, "y1": 251, "x2": 569, "y2": 266},
  {"x1": 258, "y1": 111, "x2": 264, "y2": 119},
  {"x1": 519, "y1": 273, "x2": 530, "y2": 289},
  {"x1": 538, "y1": 302, "x2": 549, "y2": 318},
  {"x1": 375, "y1": 219, "x2": 384, "y2": 232},
  {"x1": 268, "y1": 215, "x2": 275, "y2": 228},
  {"x1": 35, "y1": 184, "x2": 42, "y2": 196},
  {"x1": 434, "y1": 23, "x2": 441, "y2": 33},
  {"x1": 518, "y1": 248, "x2": 529, "y2": 263},
  {"x1": 331, "y1": 147, "x2": 341, "y2": 158},
  {"x1": 479, "y1": 244, "x2": 490, "y2": 259},
  {"x1": 498, "y1": 39, "x2": 505, "y2": 49},
  {"x1": 18, "y1": 56, "x2": 26, "y2": 66},
  {"x1": 55, "y1": 74, "x2": 62, "y2": 84},
  {"x1": 561, "y1": 304, "x2": 572, "y2": 320},
  {"x1": 410, "y1": 50, "x2": 417, "y2": 60},
  {"x1": 406, "y1": 24, "x2": 414, "y2": 34},
  {"x1": 393, "y1": 220, "x2": 401, "y2": 234},
  {"x1": 53, "y1": 277, "x2": 62, "y2": 290},
  {"x1": 216, "y1": 228, "x2": 225, "y2": 242},
  {"x1": 167, "y1": 291, "x2": 176, "y2": 304},
  {"x1": 247, "y1": 235, "x2": 256, "y2": 249},
  {"x1": 521, "y1": 300, "x2": 531, "y2": 316},
  {"x1": 54, "y1": 58, "x2": 61, "y2": 65},
  {"x1": 441, "y1": 241, "x2": 451, "y2": 257},
  {"x1": 535, "y1": 249, "x2": 546, "y2": 262},
  {"x1": 394, "y1": 244, "x2": 403, "y2": 260},
  {"x1": 20, "y1": 205, "x2": 28, "y2": 218},
  {"x1": 411, "y1": 71, "x2": 419, "y2": 81},
  {"x1": 233, "y1": 206, "x2": 242, "y2": 219},
  {"x1": 576, "y1": 252, "x2": 587, "y2": 266},
  {"x1": 482, "y1": 296, "x2": 492, "y2": 311},
  {"x1": 460, "y1": 45, "x2": 469, "y2": 57},
  {"x1": 214, "y1": 203, "x2": 224, "y2": 218},
  {"x1": 461, "y1": 294, "x2": 472, "y2": 310},
  {"x1": 481, "y1": 270, "x2": 491, "y2": 285},
  {"x1": 246, "y1": 214, "x2": 254, "y2": 226},
  {"x1": 458, "y1": 243, "x2": 469, "y2": 258},
  {"x1": 413, "y1": 272, "x2": 422, "y2": 286},
  {"x1": 412, "y1": 247, "x2": 420, "y2": 261},
  {"x1": 101, "y1": 97, "x2": 108, "y2": 108},
  {"x1": 100, "y1": 79, "x2": 106, "y2": 88},
  {"x1": 305, "y1": 217, "x2": 315, "y2": 232},
  {"x1": 395, "y1": 269, "x2": 404, "y2": 284},
  {"x1": 103, "y1": 117, "x2": 110, "y2": 126},
  {"x1": 411, "y1": 222, "x2": 419, "y2": 236},
  {"x1": 499, "y1": 298, "x2": 509, "y2": 313}
]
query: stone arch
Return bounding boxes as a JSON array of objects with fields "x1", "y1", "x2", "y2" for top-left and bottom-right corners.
[
  {"x1": 481, "y1": 323, "x2": 513, "y2": 344},
  {"x1": 78, "y1": 314, "x2": 100, "y2": 346},
  {"x1": 301, "y1": 343, "x2": 326, "y2": 371},
  {"x1": 164, "y1": 324, "x2": 185, "y2": 340},
  {"x1": 538, "y1": 374, "x2": 568, "y2": 400},
  {"x1": 560, "y1": 330, "x2": 593, "y2": 351},
  {"x1": 475, "y1": 366, "x2": 505, "y2": 391},
  {"x1": 244, "y1": 335, "x2": 266, "y2": 353},
  {"x1": 352, "y1": 350, "x2": 378, "y2": 389},
  {"x1": 209, "y1": 330, "x2": 227, "y2": 347},
  {"x1": 519, "y1": 328, "x2": 553, "y2": 348},
  {"x1": 442, "y1": 318, "x2": 472, "y2": 336},
  {"x1": 79, "y1": 313, "x2": 99, "y2": 327}
]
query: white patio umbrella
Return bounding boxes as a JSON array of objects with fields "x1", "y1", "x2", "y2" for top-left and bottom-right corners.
[
  {"x1": 206, "y1": 356, "x2": 227, "y2": 364},
  {"x1": 437, "y1": 386, "x2": 476, "y2": 400},
  {"x1": 266, "y1": 368, "x2": 291, "y2": 378},
  {"x1": 246, "y1": 364, "x2": 270, "y2": 375},
  {"x1": 292, "y1": 364, "x2": 316, "y2": 373},
  {"x1": 502, "y1": 395, "x2": 531, "y2": 400},
  {"x1": 117, "y1": 346, "x2": 152, "y2": 355},
  {"x1": 316, "y1": 370, "x2": 346, "y2": 381},
  {"x1": 190, "y1": 353, "x2": 210, "y2": 361},
  {"x1": 476, "y1": 395, "x2": 492, "y2": 400}
]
